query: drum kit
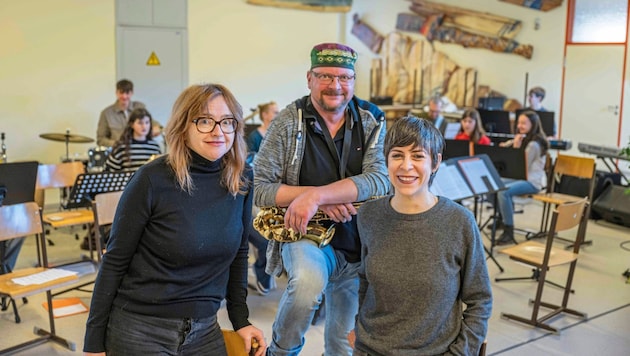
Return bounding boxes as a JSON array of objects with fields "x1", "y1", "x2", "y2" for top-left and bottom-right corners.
[{"x1": 39, "y1": 130, "x2": 111, "y2": 172}]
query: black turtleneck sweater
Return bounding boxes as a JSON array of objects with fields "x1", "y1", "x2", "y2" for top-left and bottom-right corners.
[{"x1": 84, "y1": 151, "x2": 253, "y2": 353}]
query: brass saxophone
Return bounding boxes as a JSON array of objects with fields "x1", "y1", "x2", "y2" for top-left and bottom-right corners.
[{"x1": 253, "y1": 198, "x2": 384, "y2": 248}]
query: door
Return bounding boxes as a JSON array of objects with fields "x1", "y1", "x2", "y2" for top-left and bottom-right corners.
[
  {"x1": 117, "y1": 27, "x2": 188, "y2": 127},
  {"x1": 561, "y1": 45, "x2": 625, "y2": 174}
]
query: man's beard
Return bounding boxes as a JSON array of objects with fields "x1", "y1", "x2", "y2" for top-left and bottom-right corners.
[{"x1": 315, "y1": 90, "x2": 350, "y2": 113}]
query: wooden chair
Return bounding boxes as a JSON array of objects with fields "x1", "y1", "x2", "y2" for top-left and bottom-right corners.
[
  {"x1": 0, "y1": 202, "x2": 79, "y2": 353},
  {"x1": 36, "y1": 162, "x2": 94, "y2": 244},
  {"x1": 498, "y1": 198, "x2": 589, "y2": 334},
  {"x1": 222, "y1": 329, "x2": 260, "y2": 356},
  {"x1": 530, "y1": 154, "x2": 596, "y2": 249},
  {"x1": 91, "y1": 190, "x2": 123, "y2": 262},
  {"x1": 479, "y1": 340, "x2": 487, "y2": 356}
]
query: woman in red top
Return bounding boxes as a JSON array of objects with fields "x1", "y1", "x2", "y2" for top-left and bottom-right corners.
[{"x1": 454, "y1": 109, "x2": 491, "y2": 145}]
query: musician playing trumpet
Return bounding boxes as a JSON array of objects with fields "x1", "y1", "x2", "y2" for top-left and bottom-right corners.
[{"x1": 253, "y1": 43, "x2": 389, "y2": 356}]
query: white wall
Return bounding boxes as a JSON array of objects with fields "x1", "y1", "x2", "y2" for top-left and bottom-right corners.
[
  {"x1": 1, "y1": 0, "x2": 627, "y2": 169},
  {"x1": 0, "y1": 0, "x2": 115, "y2": 164}
]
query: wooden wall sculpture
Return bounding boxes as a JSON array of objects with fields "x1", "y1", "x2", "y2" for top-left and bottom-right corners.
[
  {"x1": 246, "y1": 0, "x2": 352, "y2": 12},
  {"x1": 499, "y1": 0, "x2": 563, "y2": 12},
  {"x1": 351, "y1": 14, "x2": 384, "y2": 54},
  {"x1": 398, "y1": 0, "x2": 533, "y2": 59},
  {"x1": 371, "y1": 32, "x2": 477, "y2": 108}
]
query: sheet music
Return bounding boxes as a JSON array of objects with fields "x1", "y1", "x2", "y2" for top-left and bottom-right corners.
[
  {"x1": 431, "y1": 164, "x2": 474, "y2": 200},
  {"x1": 443, "y1": 123, "x2": 461, "y2": 139},
  {"x1": 458, "y1": 158, "x2": 499, "y2": 194},
  {"x1": 11, "y1": 268, "x2": 77, "y2": 286}
]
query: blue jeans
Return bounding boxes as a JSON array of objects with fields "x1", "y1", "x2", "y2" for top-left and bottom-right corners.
[
  {"x1": 106, "y1": 306, "x2": 226, "y2": 356},
  {"x1": 249, "y1": 228, "x2": 270, "y2": 285},
  {"x1": 497, "y1": 179, "x2": 538, "y2": 226},
  {"x1": 268, "y1": 240, "x2": 360, "y2": 356}
]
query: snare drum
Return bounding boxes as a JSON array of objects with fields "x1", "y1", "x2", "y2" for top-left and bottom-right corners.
[{"x1": 87, "y1": 146, "x2": 112, "y2": 172}]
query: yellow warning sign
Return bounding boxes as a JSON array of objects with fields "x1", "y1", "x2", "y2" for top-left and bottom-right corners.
[{"x1": 146, "y1": 51, "x2": 161, "y2": 66}]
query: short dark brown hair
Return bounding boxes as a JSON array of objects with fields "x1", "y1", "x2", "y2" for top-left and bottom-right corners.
[
  {"x1": 116, "y1": 79, "x2": 134, "y2": 93},
  {"x1": 528, "y1": 86, "x2": 545, "y2": 100}
]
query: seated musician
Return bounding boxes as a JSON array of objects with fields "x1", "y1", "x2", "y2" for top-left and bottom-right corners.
[
  {"x1": 495, "y1": 110, "x2": 549, "y2": 245},
  {"x1": 454, "y1": 108, "x2": 491, "y2": 145},
  {"x1": 104, "y1": 108, "x2": 162, "y2": 172}
]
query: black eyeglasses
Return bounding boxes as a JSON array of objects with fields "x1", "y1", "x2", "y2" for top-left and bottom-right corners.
[
  {"x1": 310, "y1": 71, "x2": 355, "y2": 85},
  {"x1": 191, "y1": 117, "x2": 238, "y2": 134}
]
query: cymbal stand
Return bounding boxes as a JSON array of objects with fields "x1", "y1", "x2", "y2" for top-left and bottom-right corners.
[{"x1": 63, "y1": 130, "x2": 70, "y2": 162}]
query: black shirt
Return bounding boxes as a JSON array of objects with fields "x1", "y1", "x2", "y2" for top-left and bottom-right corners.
[{"x1": 299, "y1": 97, "x2": 364, "y2": 262}]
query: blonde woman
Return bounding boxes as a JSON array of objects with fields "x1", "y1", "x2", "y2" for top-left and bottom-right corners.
[{"x1": 84, "y1": 84, "x2": 266, "y2": 356}]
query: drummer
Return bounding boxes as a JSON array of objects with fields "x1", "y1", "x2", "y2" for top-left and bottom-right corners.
[{"x1": 96, "y1": 79, "x2": 146, "y2": 147}]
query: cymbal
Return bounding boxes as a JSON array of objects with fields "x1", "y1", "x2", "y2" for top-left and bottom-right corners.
[{"x1": 39, "y1": 132, "x2": 94, "y2": 143}]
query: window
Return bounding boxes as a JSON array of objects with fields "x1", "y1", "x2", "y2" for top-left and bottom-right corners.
[{"x1": 570, "y1": 0, "x2": 628, "y2": 43}]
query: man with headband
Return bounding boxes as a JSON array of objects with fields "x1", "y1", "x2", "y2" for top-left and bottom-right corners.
[{"x1": 254, "y1": 43, "x2": 389, "y2": 355}]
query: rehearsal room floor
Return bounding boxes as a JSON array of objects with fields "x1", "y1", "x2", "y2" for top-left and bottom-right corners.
[{"x1": 1, "y1": 200, "x2": 630, "y2": 356}]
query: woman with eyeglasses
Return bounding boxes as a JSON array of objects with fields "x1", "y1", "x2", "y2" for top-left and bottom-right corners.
[{"x1": 84, "y1": 84, "x2": 266, "y2": 356}]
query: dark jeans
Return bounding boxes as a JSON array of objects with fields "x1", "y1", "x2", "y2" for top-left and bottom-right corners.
[
  {"x1": 106, "y1": 306, "x2": 226, "y2": 356},
  {"x1": 0, "y1": 237, "x2": 25, "y2": 274}
]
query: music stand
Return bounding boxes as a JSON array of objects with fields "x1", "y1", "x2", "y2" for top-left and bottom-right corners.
[
  {"x1": 432, "y1": 154, "x2": 506, "y2": 271},
  {"x1": 0, "y1": 161, "x2": 39, "y2": 206},
  {"x1": 444, "y1": 139, "x2": 472, "y2": 160},
  {"x1": 473, "y1": 145, "x2": 527, "y2": 180},
  {"x1": 515, "y1": 109, "x2": 556, "y2": 137},
  {"x1": 64, "y1": 171, "x2": 134, "y2": 209},
  {"x1": 0, "y1": 161, "x2": 38, "y2": 282},
  {"x1": 478, "y1": 109, "x2": 512, "y2": 134}
]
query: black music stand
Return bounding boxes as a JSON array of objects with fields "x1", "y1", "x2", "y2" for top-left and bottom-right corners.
[
  {"x1": 0, "y1": 161, "x2": 39, "y2": 207},
  {"x1": 473, "y1": 145, "x2": 527, "y2": 181},
  {"x1": 473, "y1": 145, "x2": 529, "y2": 242},
  {"x1": 65, "y1": 171, "x2": 134, "y2": 209},
  {"x1": 444, "y1": 139, "x2": 472, "y2": 160},
  {"x1": 478, "y1": 109, "x2": 512, "y2": 134},
  {"x1": 0, "y1": 161, "x2": 39, "y2": 272},
  {"x1": 0, "y1": 161, "x2": 38, "y2": 311},
  {"x1": 51, "y1": 171, "x2": 133, "y2": 297},
  {"x1": 432, "y1": 154, "x2": 506, "y2": 271}
]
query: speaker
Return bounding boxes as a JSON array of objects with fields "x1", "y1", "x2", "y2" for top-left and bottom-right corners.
[
  {"x1": 592, "y1": 184, "x2": 630, "y2": 227},
  {"x1": 554, "y1": 171, "x2": 621, "y2": 219}
]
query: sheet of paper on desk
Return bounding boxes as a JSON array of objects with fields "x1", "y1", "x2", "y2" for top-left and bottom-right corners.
[{"x1": 11, "y1": 268, "x2": 78, "y2": 286}]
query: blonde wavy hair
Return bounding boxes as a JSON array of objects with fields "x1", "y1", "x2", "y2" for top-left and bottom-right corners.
[{"x1": 164, "y1": 83, "x2": 248, "y2": 196}]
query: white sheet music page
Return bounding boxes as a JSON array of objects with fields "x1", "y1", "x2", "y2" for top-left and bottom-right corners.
[
  {"x1": 431, "y1": 164, "x2": 473, "y2": 201},
  {"x1": 458, "y1": 158, "x2": 499, "y2": 194},
  {"x1": 11, "y1": 268, "x2": 78, "y2": 286}
]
